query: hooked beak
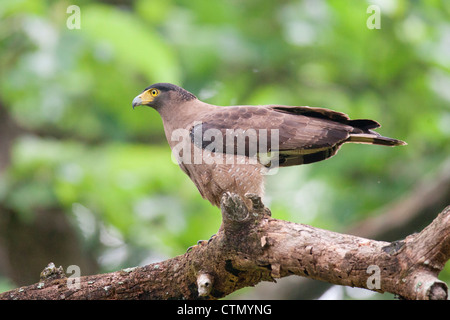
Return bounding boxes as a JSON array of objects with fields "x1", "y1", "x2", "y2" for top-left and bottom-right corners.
[
  {"x1": 132, "y1": 90, "x2": 155, "y2": 109},
  {"x1": 132, "y1": 95, "x2": 143, "y2": 109}
]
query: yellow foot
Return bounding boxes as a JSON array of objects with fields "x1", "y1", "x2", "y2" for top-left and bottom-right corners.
[{"x1": 186, "y1": 234, "x2": 216, "y2": 253}]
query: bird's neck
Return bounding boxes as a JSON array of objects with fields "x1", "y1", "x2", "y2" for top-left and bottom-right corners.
[{"x1": 157, "y1": 99, "x2": 216, "y2": 147}]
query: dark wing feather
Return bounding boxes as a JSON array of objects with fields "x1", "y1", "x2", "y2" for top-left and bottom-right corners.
[
  {"x1": 190, "y1": 105, "x2": 363, "y2": 167},
  {"x1": 271, "y1": 105, "x2": 380, "y2": 130}
]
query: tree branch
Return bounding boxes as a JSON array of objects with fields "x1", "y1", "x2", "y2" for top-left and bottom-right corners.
[{"x1": 1, "y1": 194, "x2": 448, "y2": 300}]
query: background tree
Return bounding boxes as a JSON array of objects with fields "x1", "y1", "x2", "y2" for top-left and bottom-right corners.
[{"x1": 0, "y1": 0, "x2": 449, "y2": 299}]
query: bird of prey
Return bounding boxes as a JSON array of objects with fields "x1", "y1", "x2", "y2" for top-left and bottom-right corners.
[{"x1": 132, "y1": 83, "x2": 405, "y2": 208}]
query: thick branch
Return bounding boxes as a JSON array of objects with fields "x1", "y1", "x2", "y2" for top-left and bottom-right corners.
[{"x1": 0, "y1": 194, "x2": 448, "y2": 300}]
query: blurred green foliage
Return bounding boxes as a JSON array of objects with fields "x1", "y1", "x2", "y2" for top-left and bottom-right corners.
[{"x1": 0, "y1": 0, "x2": 449, "y2": 298}]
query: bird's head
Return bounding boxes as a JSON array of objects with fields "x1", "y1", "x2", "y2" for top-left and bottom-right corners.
[{"x1": 132, "y1": 83, "x2": 197, "y2": 110}]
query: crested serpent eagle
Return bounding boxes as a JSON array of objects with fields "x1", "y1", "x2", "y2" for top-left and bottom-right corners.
[{"x1": 132, "y1": 83, "x2": 406, "y2": 208}]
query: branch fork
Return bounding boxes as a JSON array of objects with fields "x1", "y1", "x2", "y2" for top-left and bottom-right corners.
[{"x1": 0, "y1": 194, "x2": 448, "y2": 300}]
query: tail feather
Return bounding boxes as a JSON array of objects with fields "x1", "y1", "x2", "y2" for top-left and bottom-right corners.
[{"x1": 347, "y1": 133, "x2": 407, "y2": 146}]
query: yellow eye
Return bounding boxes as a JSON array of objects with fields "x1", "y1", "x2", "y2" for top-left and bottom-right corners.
[{"x1": 150, "y1": 89, "x2": 159, "y2": 96}]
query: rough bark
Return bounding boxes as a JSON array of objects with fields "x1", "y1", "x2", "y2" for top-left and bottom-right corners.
[
  {"x1": 264, "y1": 160, "x2": 450, "y2": 300},
  {"x1": 0, "y1": 193, "x2": 448, "y2": 300}
]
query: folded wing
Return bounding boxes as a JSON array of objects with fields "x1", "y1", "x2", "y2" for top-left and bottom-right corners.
[{"x1": 190, "y1": 105, "x2": 405, "y2": 167}]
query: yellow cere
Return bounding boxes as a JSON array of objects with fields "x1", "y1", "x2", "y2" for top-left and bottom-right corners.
[{"x1": 139, "y1": 88, "x2": 159, "y2": 104}]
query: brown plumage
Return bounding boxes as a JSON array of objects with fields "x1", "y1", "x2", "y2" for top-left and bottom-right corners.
[{"x1": 132, "y1": 83, "x2": 406, "y2": 208}]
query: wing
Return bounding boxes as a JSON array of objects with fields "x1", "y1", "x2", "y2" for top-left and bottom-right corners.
[{"x1": 190, "y1": 105, "x2": 395, "y2": 167}]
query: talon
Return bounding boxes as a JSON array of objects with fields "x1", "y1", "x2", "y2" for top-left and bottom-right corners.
[
  {"x1": 186, "y1": 235, "x2": 216, "y2": 253},
  {"x1": 186, "y1": 240, "x2": 207, "y2": 253},
  {"x1": 207, "y1": 234, "x2": 217, "y2": 244}
]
